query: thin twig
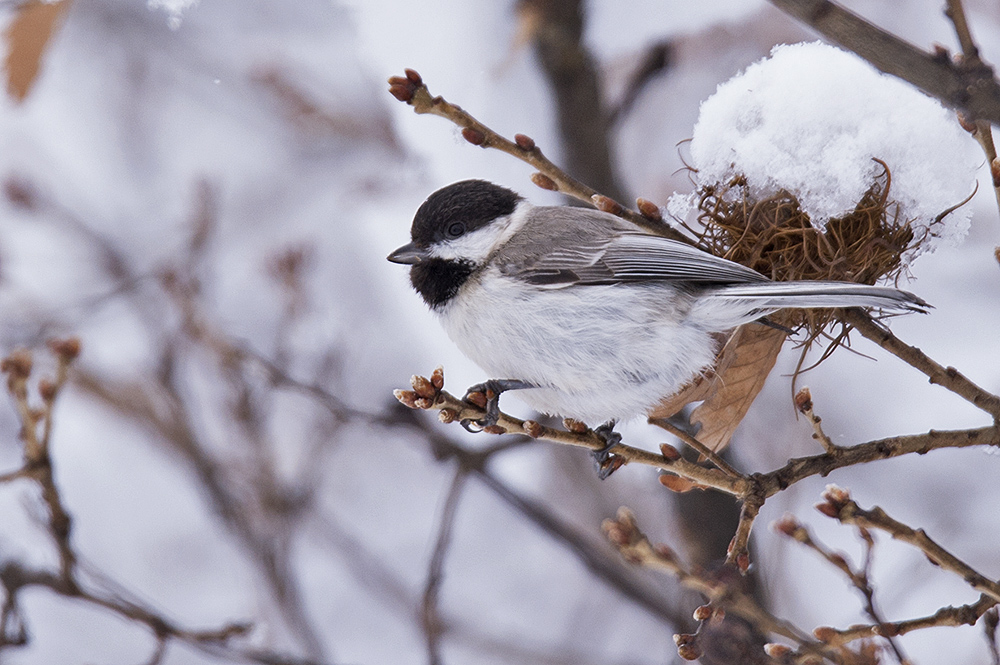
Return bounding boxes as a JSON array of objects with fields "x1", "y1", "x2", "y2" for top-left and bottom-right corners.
[
  {"x1": 421, "y1": 468, "x2": 468, "y2": 665},
  {"x1": 818, "y1": 486, "x2": 1000, "y2": 603},
  {"x1": 649, "y1": 417, "x2": 743, "y2": 478},
  {"x1": 844, "y1": 310, "x2": 1000, "y2": 420},
  {"x1": 386, "y1": 69, "x2": 688, "y2": 241},
  {"x1": 807, "y1": 595, "x2": 995, "y2": 649}
]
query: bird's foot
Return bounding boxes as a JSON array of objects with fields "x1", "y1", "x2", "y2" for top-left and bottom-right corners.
[
  {"x1": 592, "y1": 421, "x2": 625, "y2": 479},
  {"x1": 460, "y1": 379, "x2": 534, "y2": 432}
]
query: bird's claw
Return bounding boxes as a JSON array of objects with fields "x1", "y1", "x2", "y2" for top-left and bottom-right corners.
[
  {"x1": 460, "y1": 379, "x2": 535, "y2": 433},
  {"x1": 592, "y1": 421, "x2": 625, "y2": 479}
]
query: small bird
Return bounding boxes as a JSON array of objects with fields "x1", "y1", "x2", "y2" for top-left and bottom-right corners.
[{"x1": 388, "y1": 179, "x2": 926, "y2": 430}]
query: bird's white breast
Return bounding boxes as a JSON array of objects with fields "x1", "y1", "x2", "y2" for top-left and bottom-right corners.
[{"x1": 437, "y1": 268, "x2": 720, "y2": 424}]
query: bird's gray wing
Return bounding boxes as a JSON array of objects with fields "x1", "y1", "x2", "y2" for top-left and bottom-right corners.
[{"x1": 495, "y1": 207, "x2": 768, "y2": 286}]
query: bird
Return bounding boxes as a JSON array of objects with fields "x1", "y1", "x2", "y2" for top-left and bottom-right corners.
[{"x1": 388, "y1": 179, "x2": 926, "y2": 433}]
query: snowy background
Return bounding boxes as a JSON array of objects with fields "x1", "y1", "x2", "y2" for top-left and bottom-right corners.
[{"x1": 0, "y1": 0, "x2": 998, "y2": 663}]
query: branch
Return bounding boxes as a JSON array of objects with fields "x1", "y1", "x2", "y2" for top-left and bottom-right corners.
[
  {"x1": 818, "y1": 486, "x2": 1000, "y2": 604},
  {"x1": 386, "y1": 69, "x2": 687, "y2": 241},
  {"x1": 774, "y1": 515, "x2": 909, "y2": 661},
  {"x1": 810, "y1": 595, "x2": 996, "y2": 649},
  {"x1": 602, "y1": 508, "x2": 847, "y2": 663},
  {"x1": 394, "y1": 369, "x2": 746, "y2": 496},
  {"x1": 844, "y1": 310, "x2": 1000, "y2": 420},
  {"x1": 421, "y1": 468, "x2": 468, "y2": 665},
  {"x1": 768, "y1": 0, "x2": 1000, "y2": 124}
]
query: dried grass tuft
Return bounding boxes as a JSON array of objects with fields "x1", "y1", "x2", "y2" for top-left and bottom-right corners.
[{"x1": 684, "y1": 161, "x2": 934, "y2": 364}]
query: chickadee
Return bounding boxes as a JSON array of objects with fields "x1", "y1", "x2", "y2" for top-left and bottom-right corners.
[{"x1": 388, "y1": 180, "x2": 926, "y2": 428}]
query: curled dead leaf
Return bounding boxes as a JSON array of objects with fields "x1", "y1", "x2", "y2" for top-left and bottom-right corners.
[
  {"x1": 648, "y1": 324, "x2": 786, "y2": 452},
  {"x1": 3, "y1": 0, "x2": 73, "y2": 102}
]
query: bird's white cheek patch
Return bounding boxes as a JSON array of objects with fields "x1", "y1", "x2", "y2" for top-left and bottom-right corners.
[{"x1": 426, "y1": 209, "x2": 529, "y2": 263}]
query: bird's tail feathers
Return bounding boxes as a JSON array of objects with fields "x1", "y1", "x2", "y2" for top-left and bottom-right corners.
[{"x1": 710, "y1": 281, "x2": 929, "y2": 314}]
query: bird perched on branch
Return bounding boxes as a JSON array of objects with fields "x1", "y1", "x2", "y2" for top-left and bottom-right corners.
[{"x1": 388, "y1": 180, "x2": 926, "y2": 436}]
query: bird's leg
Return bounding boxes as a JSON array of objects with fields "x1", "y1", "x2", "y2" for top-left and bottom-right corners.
[
  {"x1": 461, "y1": 379, "x2": 535, "y2": 432},
  {"x1": 592, "y1": 421, "x2": 624, "y2": 479}
]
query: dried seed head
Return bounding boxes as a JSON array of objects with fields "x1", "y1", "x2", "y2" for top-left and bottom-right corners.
[
  {"x1": 815, "y1": 501, "x2": 840, "y2": 519},
  {"x1": 822, "y1": 484, "x2": 851, "y2": 507},
  {"x1": 49, "y1": 337, "x2": 81, "y2": 363},
  {"x1": 387, "y1": 77, "x2": 415, "y2": 103},
  {"x1": 764, "y1": 643, "x2": 792, "y2": 657},
  {"x1": 514, "y1": 133, "x2": 535, "y2": 150},
  {"x1": 736, "y1": 552, "x2": 751, "y2": 573},
  {"x1": 38, "y1": 378, "x2": 57, "y2": 403},
  {"x1": 773, "y1": 515, "x2": 801, "y2": 538},
  {"x1": 531, "y1": 172, "x2": 558, "y2": 191}
]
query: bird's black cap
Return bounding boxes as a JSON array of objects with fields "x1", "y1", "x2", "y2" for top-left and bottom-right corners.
[{"x1": 409, "y1": 180, "x2": 521, "y2": 248}]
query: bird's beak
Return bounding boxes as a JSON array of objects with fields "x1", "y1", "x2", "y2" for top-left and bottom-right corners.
[{"x1": 387, "y1": 242, "x2": 428, "y2": 265}]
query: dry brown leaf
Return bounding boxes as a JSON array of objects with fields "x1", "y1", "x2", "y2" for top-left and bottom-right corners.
[
  {"x1": 3, "y1": 0, "x2": 73, "y2": 102},
  {"x1": 689, "y1": 324, "x2": 786, "y2": 451},
  {"x1": 647, "y1": 331, "x2": 729, "y2": 420}
]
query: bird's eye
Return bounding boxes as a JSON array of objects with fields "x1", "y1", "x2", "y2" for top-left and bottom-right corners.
[{"x1": 447, "y1": 222, "x2": 466, "y2": 238}]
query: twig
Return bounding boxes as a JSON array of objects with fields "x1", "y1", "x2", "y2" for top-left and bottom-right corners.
[
  {"x1": 944, "y1": 0, "x2": 1000, "y2": 239},
  {"x1": 422, "y1": 468, "x2": 468, "y2": 665},
  {"x1": 0, "y1": 343, "x2": 329, "y2": 664},
  {"x1": 386, "y1": 69, "x2": 688, "y2": 241},
  {"x1": 986, "y1": 606, "x2": 1000, "y2": 665},
  {"x1": 726, "y1": 491, "x2": 764, "y2": 573},
  {"x1": 391, "y1": 404, "x2": 690, "y2": 629},
  {"x1": 844, "y1": 311, "x2": 1000, "y2": 419},
  {"x1": 650, "y1": 417, "x2": 743, "y2": 478},
  {"x1": 774, "y1": 516, "x2": 909, "y2": 662},
  {"x1": 817, "y1": 486, "x2": 1000, "y2": 603},
  {"x1": 794, "y1": 387, "x2": 839, "y2": 453},
  {"x1": 808, "y1": 595, "x2": 995, "y2": 649},
  {"x1": 759, "y1": 425, "x2": 999, "y2": 497},
  {"x1": 602, "y1": 508, "x2": 845, "y2": 663},
  {"x1": 394, "y1": 371, "x2": 746, "y2": 496}
]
